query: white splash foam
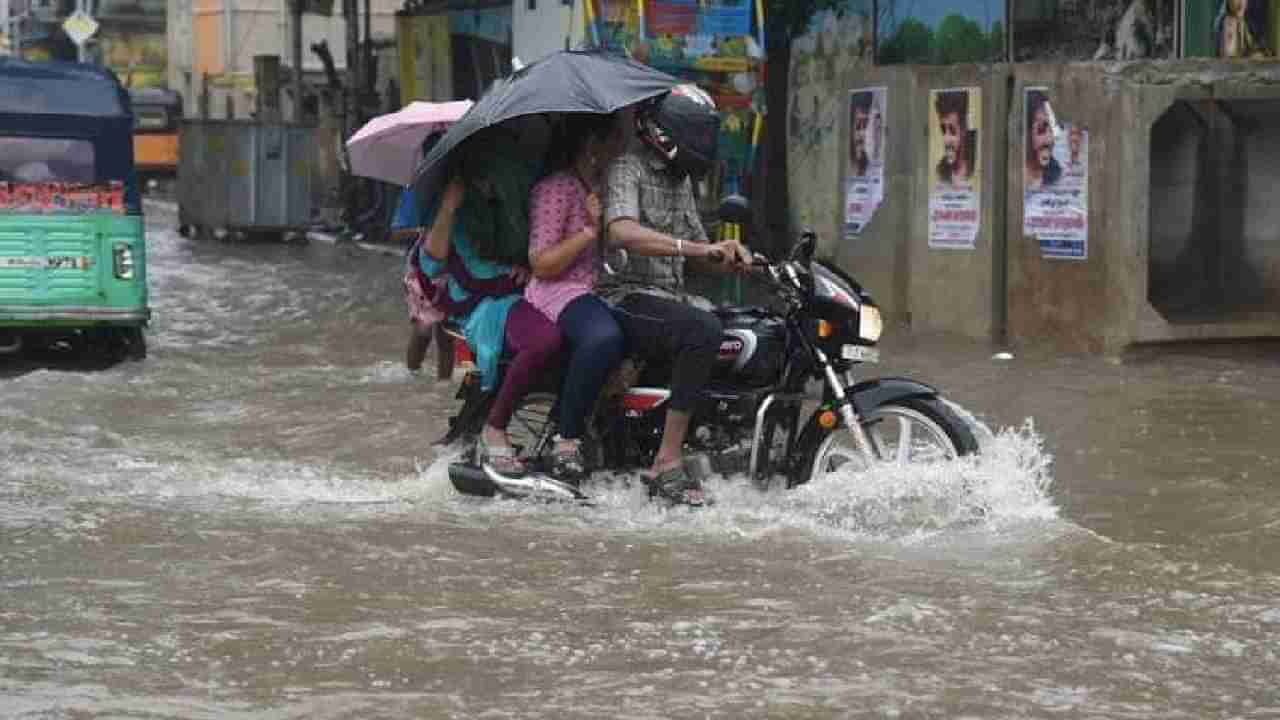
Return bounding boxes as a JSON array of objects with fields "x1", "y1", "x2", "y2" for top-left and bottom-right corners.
[{"x1": 557, "y1": 419, "x2": 1054, "y2": 542}]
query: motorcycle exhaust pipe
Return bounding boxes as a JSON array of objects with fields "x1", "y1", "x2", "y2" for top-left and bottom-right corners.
[
  {"x1": 448, "y1": 462, "x2": 589, "y2": 503},
  {"x1": 448, "y1": 463, "x2": 497, "y2": 498}
]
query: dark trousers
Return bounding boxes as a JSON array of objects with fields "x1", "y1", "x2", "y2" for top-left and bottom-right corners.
[
  {"x1": 612, "y1": 292, "x2": 721, "y2": 413},
  {"x1": 556, "y1": 294, "x2": 625, "y2": 439}
]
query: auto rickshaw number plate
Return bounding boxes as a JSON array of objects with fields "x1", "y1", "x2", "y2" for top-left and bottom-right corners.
[{"x1": 1, "y1": 256, "x2": 93, "y2": 270}]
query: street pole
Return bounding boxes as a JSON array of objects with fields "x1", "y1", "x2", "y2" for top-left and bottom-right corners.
[
  {"x1": 224, "y1": 0, "x2": 235, "y2": 104},
  {"x1": 341, "y1": 0, "x2": 360, "y2": 235},
  {"x1": 292, "y1": 0, "x2": 303, "y2": 122},
  {"x1": 11, "y1": 0, "x2": 19, "y2": 58},
  {"x1": 345, "y1": 0, "x2": 359, "y2": 134}
]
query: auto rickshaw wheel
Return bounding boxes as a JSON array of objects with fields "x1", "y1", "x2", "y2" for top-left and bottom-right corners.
[{"x1": 121, "y1": 328, "x2": 147, "y2": 361}]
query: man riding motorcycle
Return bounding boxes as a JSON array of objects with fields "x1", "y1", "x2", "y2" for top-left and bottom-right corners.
[{"x1": 600, "y1": 84, "x2": 752, "y2": 506}]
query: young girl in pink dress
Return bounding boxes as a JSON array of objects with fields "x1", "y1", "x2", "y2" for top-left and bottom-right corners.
[{"x1": 524, "y1": 113, "x2": 628, "y2": 483}]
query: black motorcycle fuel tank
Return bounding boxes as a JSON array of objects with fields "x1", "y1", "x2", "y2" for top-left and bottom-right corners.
[{"x1": 711, "y1": 306, "x2": 787, "y2": 387}]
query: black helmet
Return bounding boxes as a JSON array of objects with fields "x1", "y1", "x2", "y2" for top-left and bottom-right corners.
[{"x1": 637, "y1": 84, "x2": 721, "y2": 178}]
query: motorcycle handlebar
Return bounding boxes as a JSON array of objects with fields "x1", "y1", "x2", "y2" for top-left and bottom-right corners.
[{"x1": 703, "y1": 248, "x2": 771, "y2": 267}]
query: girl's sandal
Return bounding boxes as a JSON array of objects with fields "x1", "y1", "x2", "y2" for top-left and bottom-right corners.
[
  {"x1": 549, "y1": 437, "x2": 588, "y2": 486},
  {"x1": 478, "y1": 435, "x2": 526, "y2": 479}
]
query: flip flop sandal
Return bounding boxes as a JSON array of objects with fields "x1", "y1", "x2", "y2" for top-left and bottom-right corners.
[
  {"x1": 478, "y1": 435, "x2": 526, "y2": 479},
  {"x1": 549, "y1": 438, "x2": 588, "y2": 486},
  {"x1": 643, "y1": 465, "x2": 706, "y2": 507}
]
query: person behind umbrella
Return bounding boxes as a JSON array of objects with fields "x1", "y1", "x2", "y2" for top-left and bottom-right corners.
[
  {"x1": 453, "y1": 120, "x2": 547, "y2": 268},
  {"x1": 599, "y1": 85, "x2": 751, "y2": 507},
  {"x1": 414, "y1": 129, "x2": 563, "y2": 479},
  {"x1": 394, "y1": 133, "x2": 444, "y2": 373},
  {"x1": 523, "y1": 112, "x2": 628, "y2": 484}
]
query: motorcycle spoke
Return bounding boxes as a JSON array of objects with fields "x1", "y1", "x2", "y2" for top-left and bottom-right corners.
[{"x1": 806, "y1": 400, "x2": 967, "y2": 485}]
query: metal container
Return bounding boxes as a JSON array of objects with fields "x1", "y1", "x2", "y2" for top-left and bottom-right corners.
[{"x1": 178, "y1": 120, "x2": 313, "y2": 237}]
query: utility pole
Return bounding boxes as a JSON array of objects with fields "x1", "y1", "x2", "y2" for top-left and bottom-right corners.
[
  {"x1": 362, "y1": 0, "x2": 371, "y2": 102},
  {"x1": 341, "y1": 0, "x2": 360, "y2": 235},
  {"x1": 344, "y1": 0, "x2": 359, "y2": 135},
  {"x1": 8, "y1": 0, "x2": 21, "y2": 58},
  {"x1": 291, "y1": 0, "x2": 303, "y2": 122}
]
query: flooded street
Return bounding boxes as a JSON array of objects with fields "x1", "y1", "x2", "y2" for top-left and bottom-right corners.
[{"x1": 3, "y1": 204, "x2": 1279, "y2": 718}]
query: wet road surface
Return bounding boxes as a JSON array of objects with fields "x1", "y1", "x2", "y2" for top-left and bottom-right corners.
[{"x1": 2, "y1": 203, "x2": 1278, "y2": 718}]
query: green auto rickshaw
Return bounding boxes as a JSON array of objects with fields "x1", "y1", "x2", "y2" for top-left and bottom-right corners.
[{"x1": 0, "y1": 57, "x2": 149, "y2": 361}]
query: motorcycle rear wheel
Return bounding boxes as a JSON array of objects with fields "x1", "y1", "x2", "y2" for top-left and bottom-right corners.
[{"x1": 791, "y1": 396, "x2": 978, "y2": 487}]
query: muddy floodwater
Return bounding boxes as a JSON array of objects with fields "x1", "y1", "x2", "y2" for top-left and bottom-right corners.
[{"x1": 3, "y1": 205, "x2": 1278, "y2": 718}]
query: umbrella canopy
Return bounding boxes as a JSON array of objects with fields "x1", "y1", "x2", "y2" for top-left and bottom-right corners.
[
  {"x1": 412, "y1": 50, "x2": 679, "y2": 200},
  {"x1": 346, "y1": 99, "x2": 473, "y2": 186}
]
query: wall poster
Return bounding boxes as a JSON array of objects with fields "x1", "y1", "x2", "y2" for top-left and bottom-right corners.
[
  {"x1": 844, "y1": 86, "x2": 886, "y2": 237},
  {"x1": 1023, "y1": 87, "x2": 1089, "y2": 261},
  {"x1": 927, "y1": 86, "x2": 981, "y2": 250}
]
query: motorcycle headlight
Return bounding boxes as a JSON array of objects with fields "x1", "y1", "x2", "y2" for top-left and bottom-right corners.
[{"x1": 859, "y1": 304, "x2": 883, "y2": 342}]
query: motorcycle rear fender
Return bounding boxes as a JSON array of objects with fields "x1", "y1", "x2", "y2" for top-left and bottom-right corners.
[{"x1": 846, "y1": 377, "x2": 939, "y2": 414}]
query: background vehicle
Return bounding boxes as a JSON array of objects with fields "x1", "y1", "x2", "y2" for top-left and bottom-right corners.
[
  {"x1": 0, "y1": 58, "x2": 149, "y2": 362},
  {"x1": 129, "y1": 87, "x2": 182, "y2": 191},
  {"x1": 443, "y1": 197, "x2": 979, "y2": 502}
]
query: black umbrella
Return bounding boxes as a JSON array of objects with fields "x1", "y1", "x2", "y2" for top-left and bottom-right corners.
[{"x1": 412, "y1": 50, "x2": 680, "y2": 199}]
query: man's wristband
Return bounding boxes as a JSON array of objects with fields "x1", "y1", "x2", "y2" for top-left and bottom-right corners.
[{"x1": 676, "y1": 237, "x2": 684, "y2": 257}]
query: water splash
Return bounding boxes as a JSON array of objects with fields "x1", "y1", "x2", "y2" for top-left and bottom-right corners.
[
  {"x1": 429, "y1": 419, "x2": 1058, "y2": 543},
  {"x1": 775, "y1": 418, "x2": 1057, "y2": 541}
]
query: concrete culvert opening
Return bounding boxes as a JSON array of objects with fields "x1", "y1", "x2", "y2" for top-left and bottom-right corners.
[{"x1": 1149, "y1": 98, "x2": 1280, "y2": 324}]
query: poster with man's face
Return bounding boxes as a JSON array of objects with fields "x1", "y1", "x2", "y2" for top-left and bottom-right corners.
[
  {"x1": 845, "y1": 86, "x2": 886, "y2": 237},
  {"x1": 1023, "y1": 87, "x2": 1089, "y2": 260},
  {"x1": 927, "y1": 87, "x2": 981, "y2": 250}
]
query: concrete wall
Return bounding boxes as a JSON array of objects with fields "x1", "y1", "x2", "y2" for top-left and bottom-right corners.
[
  {"x1": 1009, "y1": 61, "x2": 1280, "y2": 351},
  {"x1": 905, "y1": 65, "x2": 1010, "y2": 341},
  {"x1": 791, "y1": 63, "x2": 1008, "y2": 341},
  {"x1": 1005, "y1": 63, "x2": 1132, "y2": 352},
  {"x1": 822, "y1": 65, "x2": 911, "y2": 326},
  {"x1": 785, "y1": 7, "x2": 872, "y2": 241},
  {"x1": 789, "y1": 58, "x2": 1280, "y2": 352}
]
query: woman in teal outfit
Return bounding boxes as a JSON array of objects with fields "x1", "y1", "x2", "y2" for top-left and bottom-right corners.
[{"x1": 409, "y1": 150, "x2": 562, "y2": 479}]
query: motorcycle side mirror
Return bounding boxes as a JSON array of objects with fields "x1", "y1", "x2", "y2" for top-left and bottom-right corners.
[
  {"x1": 717, "y1": 193, "x2": 751, "y2": 226},
  {"x1": 790, "y1": 230, "x2": 817, "y2": 264}
]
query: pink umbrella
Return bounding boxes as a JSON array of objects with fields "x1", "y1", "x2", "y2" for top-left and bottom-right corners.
[{"x1": 346, "y1": 100, "x2": 473, "y2": 186}]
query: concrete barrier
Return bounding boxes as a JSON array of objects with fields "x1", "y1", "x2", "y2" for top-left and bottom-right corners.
[
  {"x1": 801, "y1": 60, "x2": 1280, "y2": 352},
  {"x1": 812, "y1": 64, "x2": 1009, "y2": 341},
  {"x1": 1009, "y1": 61, "x2": 1280, "y2": 351}
]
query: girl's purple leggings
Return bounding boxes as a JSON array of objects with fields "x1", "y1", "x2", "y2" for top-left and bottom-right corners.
[{"x1": 487, "y1": 299, "x2": 562, "y2": 430}]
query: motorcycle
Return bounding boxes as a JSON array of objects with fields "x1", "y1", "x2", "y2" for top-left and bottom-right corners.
[{"x1": 442, "y1": 197, "x2": 980, "y2": 503}]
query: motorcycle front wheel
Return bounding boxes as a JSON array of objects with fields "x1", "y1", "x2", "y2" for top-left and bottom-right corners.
[{"x1": 790, "y1": 396, "x2": 978, "y2": 487}]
